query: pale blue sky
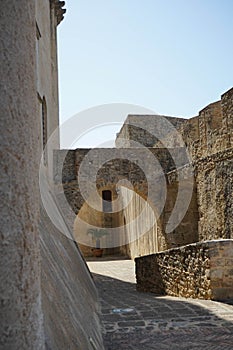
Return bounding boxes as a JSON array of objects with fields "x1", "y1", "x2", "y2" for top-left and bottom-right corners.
[{"x1": 57, "y1": 0, "x2": 233, "y2": 147}]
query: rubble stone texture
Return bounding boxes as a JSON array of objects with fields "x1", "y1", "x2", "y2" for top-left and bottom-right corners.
[{"x1": 136, "y1": 240, "x2": 233, "y2": 300}]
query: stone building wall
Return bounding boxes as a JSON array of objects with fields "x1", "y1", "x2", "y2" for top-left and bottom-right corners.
[
  {"x1": 0, "y1": 2, "x2": 44, "y2": 348},
  {"x1": 54, "y1": 147, "x2": 177, "y2": 216},
  {"x1": 116, "y1": 88, "x2": 233, "y2": 247},
  {"x1": 190, "y1": 89, "x2": 233, "y2": 241},
  {"x1": 136, "y1": 239, "x2": 233, "y2": 300},
  {"x1": 113, "y1": 88, "x2": 233, "y2": 301},
  {"x1": 195, "y1": 148, "x2": 233, "y2": 241},
  {"x1": 118, "y1": 187, "x2": 158, "y2": 258},
  {"x1": 116, "y1": 114, "x2": 187, "y2": 148},
  {"x1": 0, "y1": 1, "x2": 105, "y2": 349},
  {"x1": 164, "y1": 165, "x2": 199, "y2": 249},
  {"x1": 54, "y1": 147, "x2": 176, "y2": 256},
  {"x1": 40, "y1": 205, "x2": 104, "y2": 349},
  {"x1": 54, "y1": 146, "x2": 199, "y2": 257},
  {"x1": 56, "y1": 88, "x2": 232, "y2": 261},
  {"x1": 118, "y1": 164, "x2": 199, "y2": 258},
  {"x1": 36, "y1": 0, "x2": 65, "y2": 173}
]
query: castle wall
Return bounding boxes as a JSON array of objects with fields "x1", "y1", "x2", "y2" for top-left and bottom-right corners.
[
  {"x1": 0, "y1": 1, "x2": 44, "y2": 348},
  {"x1": 118, "y1": 187, "x2": 158, "y2": 258},
  {"x1": 116, "y1": 114, "x2": 187, "y2": 148},
  {"x1": 164, "y1": 166, "x2": 199, "y2": 249},
  {"x1": 195, "y1": 148, "x2": 233, "y2": 241},
  {"x1": 116, "y1": 89, "x2": 233, "y2": 248},
  {"x1": 55, "y1": 88, "x2": 232, "y2": 263},
  {"x1": 114, "y1": 92, "x2": 233, "y2": 301},
  {"x1": 55, "y1": 147, "x2": 187, "y2": 213},
  {"x1": 0, "y1": 1, "x2": 105, "y2": 348},
  {"x1": 192, "y1": 89, "x2": 233, "y2": 241},
  {"x1": 136, "y1": 239, "x2": 233, "y2": 300},
  {"x1": 36, "y1": 0, "x2": 61, "y2": 173},
  {"x1": 36, "y1": 0, "x2": 61, "y2": 143},
  {"x1": 118, "y1": 171, "x2": 199, "y2": 259},
  {"x1": 73, "y1": 185, "x2": 121, "y2": 257},
  {"x1": 40, "y1": 206, "x2": 104, "y2": 350},
  {"x1": 55, "y1": 147, "x2": 193, "y2": 257}
]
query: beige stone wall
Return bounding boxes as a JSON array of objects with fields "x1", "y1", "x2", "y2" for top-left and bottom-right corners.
[
  {"x1": 209, "y1": 240, "x2": 233, "y2": 300},
  {"x1": 0, "y1": 1, "x2": 44, "y2": 348},
  {"x1": 0, "y1": 1, "x2": 105, "y2": 349},
  {"x1": 156, "y1": 90, "x2": 232, "y2": 161},
  {"x1": 195, "y1": 148, "x2": 233, "y2": 241},
  {"x1": 192, "y1": 89, "x2": 233, "y2": 241},
  {"x1": 54, "y1": 147, "x2": 183, "y2": 257},
  {"x1": 118, "y1": 187, "x2": 158, "y2": 259},
  {"x1": 56, "y1": 88, "x2": 232, "y2": 263},
  {"x1": 153, "y1": 89, "x2": 232, "y2": 247},
  {"x1": 164, "y1": 166, "x2": 199, "y2": 248},
  {"x1": 136, "y1": 240, "x2": 233, "y2": 300},
  {"x1": 40, "y1": 206, "x2": 104, "y2": 349},
  {"x1": 36, "y1": 0, "x2": 63, "y2": 174},
  {"x1": 117, "y1": 172, "x2": 198, "y2": 258},
  {"x1": 116, "y1": 114, "x2": 187, "y2": 148},
  {"x1": 73, "y1": 186, "x2": 121, "y2": 256}
]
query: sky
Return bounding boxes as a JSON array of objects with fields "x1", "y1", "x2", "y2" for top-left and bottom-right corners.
[{"x1": 57, "y1": 0, "x2": 233, "y2": 148}]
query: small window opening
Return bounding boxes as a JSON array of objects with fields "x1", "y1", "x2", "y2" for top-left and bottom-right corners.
[
  {"x1": 42, "y1": 97, "x2": 48, "y2": 165},
  {"x1": 102, "y1": 190, "x2": 112, "y2": 212}
]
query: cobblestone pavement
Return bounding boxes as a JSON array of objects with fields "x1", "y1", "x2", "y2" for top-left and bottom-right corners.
[{"x1": 87, "y1": 257, "x2": 233, "y2": 350}]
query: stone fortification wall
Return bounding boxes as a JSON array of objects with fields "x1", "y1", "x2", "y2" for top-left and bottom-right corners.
[
  {"x1": 54, "y1": 147, "x2": 189, "y2": 257},
  {"x1": 35, "y1": 0, "x2": 66, "y2": 176},
  {"x1": 54, "y1": 148, "x2": 197, "y2": 258},
  {"x1": 195, "y1": 148, "x2": 233, "y2": 241},
  {"x1": 136, "y1": 239, "x2": 233, "y2": 300},
  {"x1": 164, "y1": 165, "x2": 199, "y2": 249},
  {"x1": 116, "y1": 115, "x2": 187, "y2": 148},
  {"x1": 172, "y1": 90, "x2": 232, "y2": 243},
  {"x1": 118, "y1": 187, "x2": 158, "y2": 258},
  {"x1": 36, "y1": 0, "x2": 61, "y2": 143},
  {"x1": 0, "y1": 1, "x2": 105, "y2": 349},
  {"x1": 40, "y1": 206, "x2": 104, "y2": 350},
  {"x1": 54, "y1": 88, "x2": 232, "y2": 261},
  {"x1": 54, "y1": 147, "x2": 183, "y2": 215},
  {"x1": 153, "y1": 88, "x2": 232, "y2": 161},
  {"x1": 0, "y1": 2, "x2": 44, "y2": 348},
  {"x1": 188, "y1": 89, "x2": 233, "y2": 241},
  {"x1": 118, "y1": 164, "x2": 199, "y2": 259}
]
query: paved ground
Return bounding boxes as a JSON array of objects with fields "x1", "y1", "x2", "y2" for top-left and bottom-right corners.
[{"x1": 87, "y1": 257, "x2": 233, "y2": 350}]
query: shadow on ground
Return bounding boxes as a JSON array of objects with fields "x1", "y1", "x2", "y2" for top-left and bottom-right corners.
[
  {"x1": 85, "y1": 255, "x2": 130, "y2": 262},
  {"x1": 92, "y1": 272, "x2": 233, "y2": 350}
]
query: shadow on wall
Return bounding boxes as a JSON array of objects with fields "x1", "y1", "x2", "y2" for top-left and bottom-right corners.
[
  {"x1": 73, "y1": 187, "x2": 123, "y2": 257},
  {"x1": 39, "y1": 206, "x2": 104, "y2": 350}
]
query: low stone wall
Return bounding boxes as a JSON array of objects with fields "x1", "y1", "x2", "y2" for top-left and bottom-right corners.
[{"x1": 136, "y1": 240, "x2": 233, "y2": 300}]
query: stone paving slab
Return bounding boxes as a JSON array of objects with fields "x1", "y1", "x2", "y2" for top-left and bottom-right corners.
[{"x1": 87, "y1": 258, "x2": 233, "y2": 350}]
